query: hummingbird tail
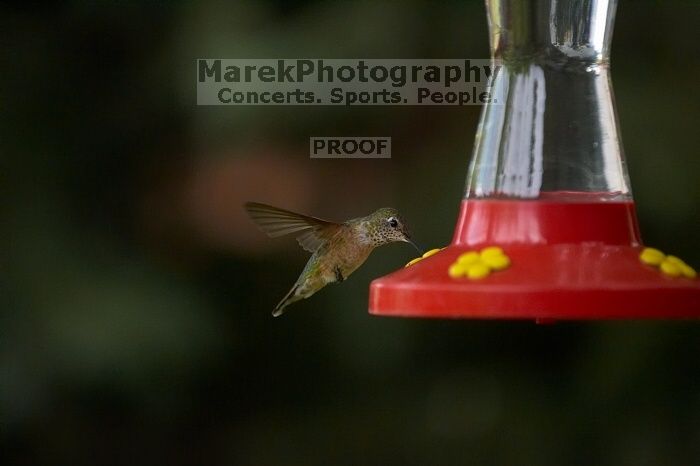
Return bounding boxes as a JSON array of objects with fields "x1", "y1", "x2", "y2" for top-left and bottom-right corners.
[{"x1": 273, "y1": 285, "x2": 300, "y2": 317}]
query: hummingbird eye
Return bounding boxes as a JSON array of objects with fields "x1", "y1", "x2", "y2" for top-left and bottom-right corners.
[{"x1": 388, "y1": 217, "x2": 399, "y2": 228}]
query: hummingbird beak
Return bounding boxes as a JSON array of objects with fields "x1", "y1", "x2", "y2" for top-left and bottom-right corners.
[{"x1": 405, "y1": 237, "x2": 423, "y2": 255}]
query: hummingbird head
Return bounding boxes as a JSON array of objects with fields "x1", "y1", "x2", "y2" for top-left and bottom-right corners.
[{"x1": 364, "y1": 207, "x2": 422, "y2": 253}]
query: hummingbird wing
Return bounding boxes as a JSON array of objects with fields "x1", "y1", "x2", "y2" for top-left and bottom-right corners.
[{"x1": 244, "y1": 202, "x2": 341, "y2": 252}]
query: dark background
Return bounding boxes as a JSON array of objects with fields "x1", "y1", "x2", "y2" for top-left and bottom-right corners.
[{"x1": 2, "y1": 1, "x2": 699, "y2": 465}]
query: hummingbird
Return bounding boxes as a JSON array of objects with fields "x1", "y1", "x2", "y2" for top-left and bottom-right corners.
[{"x1": 244, "y1": 202, "x2": 421, "y2": 316}]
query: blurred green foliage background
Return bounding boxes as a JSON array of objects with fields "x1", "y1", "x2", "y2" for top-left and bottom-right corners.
[{"x1": 1, "y1": 1, "x2": 699, "y2": 465}]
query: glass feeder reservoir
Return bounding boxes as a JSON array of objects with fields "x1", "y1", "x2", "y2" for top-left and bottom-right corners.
[{"x1": 369, "y1": 0, "x2": 700, "y2": 321}]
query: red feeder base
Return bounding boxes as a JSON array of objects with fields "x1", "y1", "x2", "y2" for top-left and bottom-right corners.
[{"x1": 369, "y1": 196, "x2": 700, "y2": 320}]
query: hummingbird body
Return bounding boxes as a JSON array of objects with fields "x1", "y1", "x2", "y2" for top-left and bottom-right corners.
[{"x1": 244, "y1": 203, "x2": 419, "y2": 316}]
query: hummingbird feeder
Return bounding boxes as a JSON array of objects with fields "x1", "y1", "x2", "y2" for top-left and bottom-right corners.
[{"x1": 369, "y1": 0, "x2": 700, "y2": 321}]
